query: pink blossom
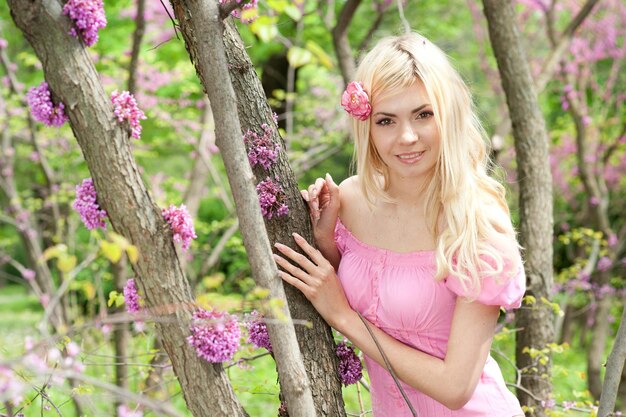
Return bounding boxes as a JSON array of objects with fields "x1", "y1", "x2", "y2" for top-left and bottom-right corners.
[
  {"x1": 0, "y1": 39, "x2": 7, "y2": 49},
  {"x1": 22, "y1": 269, "x2": 36, "y2": 281},
  {"x1": 26, "y1": 82, "x2": 69, "y2": 127},
  {"x1": 244, "y1": 123, "x2": 279, "y2": 169},
  {"x1": 162, "y1": 204, "x2": 197, "y2": 251},
  {"x1": 336, "y1": 341, "x2": 362, "y2": 385},
  {"x1": 341, "y1": 81, "x2": 371, "y2": 121},
  {"x1": 256, "y1": 177, "x2": 289, "y2": 219},
  {"x1": 72, "y1": 178, "x2": 107, "y2": 230},
  {"x1": 597, "y1": 256, "x2": 612, "y2": 272},
  {"x1": 188, "y1": 309, "x2": 241, "y2": 363},
  {"x1": 66, "y1": 342, "x2": 80, "y2": 357},
  {"x1": 111, "y1": 90, "x2": 147, "y2": 140},
  {"x1": 63, "y1": 0, "x2": 107, "y2": 47},
  {"x1": 123, "y1": 279, "x2": 141, "y2": 313},
  {"x1": 118, "y1": 405, "x2": 143, "y2": 417},
  {"x1": 245, "y1": 310, "x2": 272, "y2": 352}
]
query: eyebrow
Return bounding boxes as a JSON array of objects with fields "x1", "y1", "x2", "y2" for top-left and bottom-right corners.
[{"x1": 372, "y1": 104, "x2": 430, "y2": 117}]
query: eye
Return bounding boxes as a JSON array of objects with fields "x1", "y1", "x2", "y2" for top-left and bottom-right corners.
[
  {"x1": 375, "y1": 117, "x2": 393, "y2": 126},
  {"x1": 416, "y1": 111, "x2": 434, "y2": 120}
]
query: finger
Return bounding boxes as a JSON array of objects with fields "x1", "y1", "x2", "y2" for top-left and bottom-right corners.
[
  {"x1": 278, "y1": 270, "x2": 310, "y2": 297},
  {"x1": 273, "y1": 254, "x2": 313, "y2": 285},
  {"x1": 300, "y1": 189, "x2": 309, "y2": 202},
  {"x1": 307, "y1": 184, "x2": 320, "y2": 215},
  {"x1": 313, "y1": 177, "x2": 326, "y2": 198},
  {"x1": 274, "y1": 242, "x2": 317, "y2": 272},
  {"x1": 292, "y1": 233, "x2": 326, "y2": 266}
]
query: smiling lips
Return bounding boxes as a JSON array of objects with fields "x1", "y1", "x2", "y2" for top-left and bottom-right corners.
[{"x1": 396, "y1": 151, "x2": 425, "y2": 164}]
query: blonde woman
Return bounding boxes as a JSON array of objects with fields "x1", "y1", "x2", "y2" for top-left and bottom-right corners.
[{"x1": 274, "y1": 33, "x2": 525, "y2": 416}]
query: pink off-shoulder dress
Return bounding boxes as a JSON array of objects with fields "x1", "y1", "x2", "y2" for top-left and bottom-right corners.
[{"x1": 334, "y1": 219, "x2": 525, "y2": 417}]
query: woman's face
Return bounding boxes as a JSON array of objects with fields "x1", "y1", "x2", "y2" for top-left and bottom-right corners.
[{"x1": 369, "y1": 80, "x2": 440, "y2": 184}]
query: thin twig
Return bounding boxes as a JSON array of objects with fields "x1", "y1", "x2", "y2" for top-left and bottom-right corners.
[{"x1": 357, "y1": 311, "x2": 417, "y2": 416}]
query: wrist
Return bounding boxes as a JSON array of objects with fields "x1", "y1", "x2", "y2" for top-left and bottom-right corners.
[{"x1": 331, "y1": 307, "x2": 359, "y2": 335}]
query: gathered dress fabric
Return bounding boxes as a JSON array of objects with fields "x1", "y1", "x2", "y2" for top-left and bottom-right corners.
[{"x1": 334, "y1": 219, "x2": 526, "y2": 417}]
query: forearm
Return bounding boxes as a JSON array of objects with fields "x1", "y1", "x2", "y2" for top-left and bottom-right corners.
[
  {"x1": 335, "y1": 311, "x2": 481, "y2": 409},
  {"x1": 315, "y1": 236, "x2": 341, "y2": 270}
]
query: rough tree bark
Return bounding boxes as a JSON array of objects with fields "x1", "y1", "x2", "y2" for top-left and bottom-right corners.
[
  {"x1": 8, "y1": 1, "x2": 247, "y2": 416},
  {"x1": 482, "y1": 1, "x2": 555, "y2": 414},
  {"x1": 597, "y1": 304, "x2": 626, "y2": 417},
  {"x1": 222, "y1": 18, "x2": 347, "y2": 417},
  {"x1": 170, "y1": 1, "x2": 318, "y2": 416}
]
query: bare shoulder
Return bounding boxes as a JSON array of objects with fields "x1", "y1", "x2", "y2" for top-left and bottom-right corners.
[
  {"x1": 338, "y1": 176, "x2": 366, "y2": 222},
  {"x1": 338, "y1": 176, "x2": 364, "y2": 207}
]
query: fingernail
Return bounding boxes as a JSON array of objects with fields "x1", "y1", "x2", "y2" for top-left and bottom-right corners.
[
  {"x1": 292, "y1": 232, "x2": 302, "y2": 240},
  {"x1": 274, "y1": 242, "x2": 284, "y2": 249}
]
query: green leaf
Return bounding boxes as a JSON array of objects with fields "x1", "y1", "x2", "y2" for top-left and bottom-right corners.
[
  {"x1": 108, "y1": 291, "x2": 119, "y2": 308},
  {"x1": 101, "y1": 240, "x2": 123, "y2": 264},
  {"x1": 249, "y1": 16, "x2": 279, "y2": 43},
  {"x1": 306, "y1": 40, "x2": 333, "y2": 69},
  {"x1": 287, "y1": 46, "x2": 313, "y2": 68},
  {"x1": 283, "y1": 4, "x2": 302, "y2": 21}
]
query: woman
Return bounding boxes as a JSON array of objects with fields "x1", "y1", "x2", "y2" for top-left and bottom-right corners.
[{"x1": 273, "y1": 33, "x2": 525, "y2": 416}]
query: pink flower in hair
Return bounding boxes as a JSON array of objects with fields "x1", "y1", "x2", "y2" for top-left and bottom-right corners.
[{"x1": 341, "y1": 81, "x2": 371, "y2": 121}]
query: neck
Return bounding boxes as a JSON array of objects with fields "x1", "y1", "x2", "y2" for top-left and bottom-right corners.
[{"x1": 385, "y1": 174, "x2": 432, "y2": 207}]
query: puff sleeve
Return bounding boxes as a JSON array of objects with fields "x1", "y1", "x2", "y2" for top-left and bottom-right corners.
[
  {"x1": 334, "y1": 219, "x2": 349, "y2": 255},
  {"x1": 445, "y1": 239, "x2": 526, "y2": 310}
]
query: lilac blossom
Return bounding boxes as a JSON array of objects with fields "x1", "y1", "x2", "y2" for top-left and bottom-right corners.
[
  {"x1": 63, "y1": 0, "x2": 107, "y2": 47},
  {"x1": 123, "y1": 279, "x2": 141, "y2": 313},
  {"x1": 26, "y1": 82, "x2": 69, "y2": 127},
  {"x1": 0, "y1": 366, "x2": 25, "y2": 404},
  {"x1": 220, "y1": 0, "x2": 259, "y2": 23},
  {"x1": 72, "y1": 178, "x2": 107, "y2": 230},
  {"x1": 244, "y1": 123, "x2": 279, "y2": 169},
  {"x1": 162, "y1": 204, "x2": 197, "y2": 251},
  {"x1": 111, "y1": 90, "x2": 147, "y2": 140},
  {"x1": 256, "y1": 177, "x2": 289, "y2": 219},
  {"x1": 187, "y1": 309, "x2": 241, "y2": 363},
  {"x1": 336, "y1": 341, "x2": 362, "y2": 385},
  {"x1": 246, "y1": 310, "x2": 272, "y2": 352}
]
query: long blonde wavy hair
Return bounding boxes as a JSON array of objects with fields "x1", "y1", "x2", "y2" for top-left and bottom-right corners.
[{"x1": 351, "y1": 33, "x2": 519, "y2": 294}]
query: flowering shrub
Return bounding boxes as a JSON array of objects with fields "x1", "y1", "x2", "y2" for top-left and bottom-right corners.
[
  {"x1": 187, "y1": 309, "x2": 241, "y2": 363},
  {"x1": 63, "y1": 0, "x2": 107, "y2": 47},
  {"x1": 162, "y1": 204, "x2": 197, "y2": 251},
  {"x1": 244, "y1": 123, "x2": 279, "y2": 170},
  {"x1": 26, "y1": 82, "x2": 69, "y2": 127},
  {"x1": 336, "y1": 341, "x2": 362, "y2": 385},
  {"x1": 111, "y1": 90, "x2": 147, "y2": 140},
  {"x1": 72, "y1": 178, "x2": 108, "y2": 230},
  {"x1": 256, "y1": 177, "x2": 289, "y2": 219},
  {"x1": 245, "y1": 310, "x2": 272, "y2": 352}
]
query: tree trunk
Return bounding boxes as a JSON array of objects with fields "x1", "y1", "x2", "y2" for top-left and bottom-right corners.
[
  {"x1": 222, "y1": 18, "x2": 346, "y2": 417},
  {"x1": 588, "y1": 292, "x2": 612, "y2": 399},
  {"x1": 597, "y1": 304, "x2": 626, "y2": 417},
  {"x1": 8, "y1": 2, "x2": 247, "y2": 416},
  {"x1": 169, "y1": 1, "x2": 318, "y2": 416},
  {"x1": 481, "y1": 1, "x2": 555, "y2": 414}
]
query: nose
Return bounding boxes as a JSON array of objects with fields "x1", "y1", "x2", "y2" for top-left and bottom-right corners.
[{"x1": 399, "y1": 121, "x2": 419, "y2": 144}]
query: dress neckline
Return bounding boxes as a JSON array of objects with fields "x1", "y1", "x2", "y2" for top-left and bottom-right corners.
[{"x1": 336, "y1": 218, "x2": 436, "y2": 261}]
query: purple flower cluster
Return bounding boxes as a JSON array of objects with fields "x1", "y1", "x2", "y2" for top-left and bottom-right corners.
[
  {"x1": 245, "y1": 310, "x2": 272, "y2": 352},
  {"x1": 63, "y1": 0, "x2": 107, "y2": 47},
  {"x1": 336, "y1": 341, "x2": 362, "y2": 385},
  {"x1": 72, "y1": 178, "x2": 107, "y2": 230},
  {"x1": 256, "y1": 177, "x2": 289, "y2": 219},
  {"x1": 162, "y1": 204, "x2": 197, "y2": 251},
  {"x1": 111, "y1": 90, "x2": 147, "y2": 140},
  {"x1": 244, "y1": 123, "x2": 279, "y2": 170},
  {"x1": 188, "y1": 309, "x2": 241, "y2": 363},
  {"x1": 26, "y1": 82, "x2": 69, "y2": 127},
  {"x1": 123, "y1": 279, "x2": 141, "y2": 313}
]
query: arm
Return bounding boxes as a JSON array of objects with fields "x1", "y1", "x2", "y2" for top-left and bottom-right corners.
[{"x1": 274, "y1": 235, "x2": 499, "y2": 410}]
